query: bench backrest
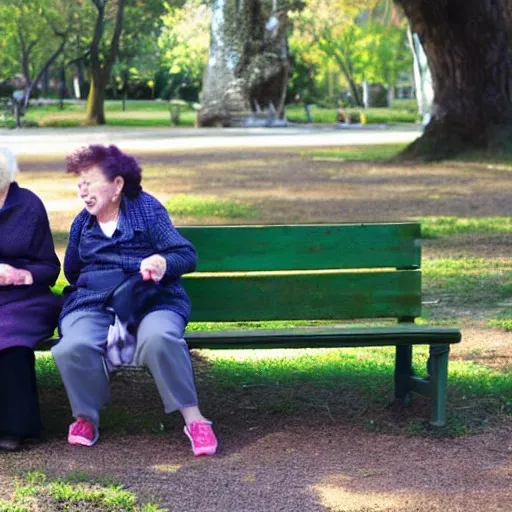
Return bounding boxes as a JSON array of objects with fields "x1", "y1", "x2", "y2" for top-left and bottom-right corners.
[{"x1": 179, "y1": 223, "x2": 421, "y2": 323}]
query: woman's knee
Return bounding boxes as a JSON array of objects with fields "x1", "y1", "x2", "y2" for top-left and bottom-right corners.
[
  {"x1": 51, "y1": 336, "x2": 98, "y2": 364},
  {"x1": 139, "y1": 328, "x2": 187, "y2": 363}
]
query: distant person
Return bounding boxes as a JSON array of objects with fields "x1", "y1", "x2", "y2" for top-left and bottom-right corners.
[
  {"x1": 337, "y1": 107, "x2": 347, "y2": 124},
  {"x1": 0, "y1": 147, "x2": 62, "y2": 451},
  {"x1": 52, "y1": 144, "x2": 217, "y2": 456}
]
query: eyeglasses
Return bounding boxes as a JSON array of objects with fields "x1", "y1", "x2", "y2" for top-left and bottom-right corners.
[{"x1": 77, "y1": 179, "x2": 108, "y2": 191}]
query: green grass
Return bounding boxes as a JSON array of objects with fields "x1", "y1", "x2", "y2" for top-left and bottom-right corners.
[
  {"x1": 0, "y1": 471, "x2": 166, "y2": 512},
  {"x1": 198, "y1": 345, "x2": 512, "y2": 435},
  {"x1": 286, "y1": 105, "x2": 418, "y2": 124},
  {"x1": 421, "y1": 257, "x2": 511, "y2": 321},
  {"x1": 23, "y1": 100, "x2": 198, "y2": 128},
  {"x1": 34, "y1": 341, "x2": 512, "y2": 438},
  {"x1": 20, "y1": 100, "x2": 418, "y2": 128},
  {"x1": 419, "y1": 216, "x2": 512, "y2": 237},
  {"x1": 304, "y1": 143, "x2": 406, "y2": 160},
  {"x1": 165, "y1": 194, "x2": 257, "y2": 219}
]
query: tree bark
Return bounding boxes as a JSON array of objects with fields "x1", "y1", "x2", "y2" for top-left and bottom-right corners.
[
  {"x1": 17, "y1": 28, "x2": 36, "y2": 86},
  {"x1": 395, "y1": 0, "x2": 512, "y2": 160},
  {"x1": 198, "y1": 0, "x2": 290, "y2": 127},
  {"x1": 86, "y1": 73, "x2": 108, "y2": 125},
  {"x1": 24, "y1": 38, "x2": 67, "y2": 108},
  {"x1": 86, "y1": 0, "x2": 125, "y2": 125}
]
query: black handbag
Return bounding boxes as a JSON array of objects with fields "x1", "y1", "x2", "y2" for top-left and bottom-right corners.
[{"x1": 104, "y1": 273, "x2": 172, "y2": 330}]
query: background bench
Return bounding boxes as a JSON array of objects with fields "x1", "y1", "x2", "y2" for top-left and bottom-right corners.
[{"x1": 38, "y1": 222, "x2": 461, "y2": 426}]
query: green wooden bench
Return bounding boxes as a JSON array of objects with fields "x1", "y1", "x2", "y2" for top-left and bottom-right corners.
[{"x1": 38, "y1": 222, "x2": 461, "y2": 426}]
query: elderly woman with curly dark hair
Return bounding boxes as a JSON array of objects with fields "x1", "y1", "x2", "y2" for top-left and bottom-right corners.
[
  {"x1": 52, "y1": 144, "x2": 217, "y2": 456},
  {"x1": 0, "y1": 147, "x2": 61, "y2": 451}
]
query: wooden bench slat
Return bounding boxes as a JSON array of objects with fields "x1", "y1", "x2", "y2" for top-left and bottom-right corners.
[
  {"x1": 184, "y1": 325, "x2": 461, "y2": 349},
  {"x1": 180, "y1": 223, "x2": 421, "y2": 272},
  {"x1": 36, "y1": 326, "x2": 460, "y2": 352},
  {"x1": 185, "y1": 270, "x2": 421, "y2": 322}
]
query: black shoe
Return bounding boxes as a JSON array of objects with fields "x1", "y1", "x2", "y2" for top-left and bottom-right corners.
[{"x1": 0, "y1": 436, "x2": 22, "y2": 451}]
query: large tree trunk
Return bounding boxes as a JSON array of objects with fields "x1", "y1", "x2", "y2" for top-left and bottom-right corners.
[
  {"x1": 86, "y1": 72, "x2": 107, "y2": 125},
  {"x1": 85, "y1": 0, "x2": 125, "y2": 125},
  {"x1": 395, "y1": 0, "x2": 512, "y2": 160},
  {"x1": 198, "y1": 0, "x2": 289, "y2": 127}
]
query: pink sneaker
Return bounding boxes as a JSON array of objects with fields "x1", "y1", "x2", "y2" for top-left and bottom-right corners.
[
  {"x1": 184, "y1": 421, "x2": 218, "y2": 456},
  {"x1": 68, "y1": 418, "x2": 99, "y2": 447}
]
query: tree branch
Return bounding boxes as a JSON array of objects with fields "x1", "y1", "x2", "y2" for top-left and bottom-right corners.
[
  {"x1": 67, "y1": 50, "x2": 91, "y2": 66},
  {"x1": 24, "y1": 37, "x2": 67, "y2": 108},
  {"x1": 17, "y1": 26, "x2": 33, "y2": 85},
  {"x1": 105, "y1": 0, "x2": 126, "y2": 76},
  {"x1": 90, "y1": 0, "x2": 106, "y2": 71}
]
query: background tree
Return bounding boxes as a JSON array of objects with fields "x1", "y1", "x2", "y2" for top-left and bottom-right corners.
[
  {"x1": 158, "y1": 0, "x2": 211, "y2": 102},
  {"x1": 290, "y1": 0, "x2": 375, "y2": 107},
  {"x1": 290, "y1": 0, "x2": 410, "y2": 107},
  {"x1": 356, "y1": 20, "x2": 411, "y2": 106},
  {"x1": 198, "y1": 0, "x2": 298, "y2": 127},
  {"x1": 114, "y1": 0, "x2": 167, "y2": 109},
  {"x1": 395, "y1": 0, "x2": 512, "y2": 160},
  {"x1": 0, "y1": 0, "x2": 75, "y2": 106},
  {"x1": 81, "y1": 0, "x2": 126, "y2": 125}
]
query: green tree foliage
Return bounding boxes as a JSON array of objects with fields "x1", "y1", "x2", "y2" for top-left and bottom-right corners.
[
  {"x1": 158, "y1": 0, "x2": 212, "y2": 100},
  {"x1": 0, "y1": 0, "x2": 74, "y2": 102},
  {"x1": 113, "y1": 0, "x2": 168, "y2": 100},
  {"x1": 289, "y1": 0, "x2": 410, "y2": 106},
  {"x1": 68, "y1": 0, "x2": 169, "y2": 124},
  {"x1": 356, "y1": 20, "x2": 412, "y2": 86}
]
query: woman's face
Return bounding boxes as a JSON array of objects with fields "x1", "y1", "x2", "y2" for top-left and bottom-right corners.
[{"x1": 77, "y1": 165, "x2": 124, "y2": 220}]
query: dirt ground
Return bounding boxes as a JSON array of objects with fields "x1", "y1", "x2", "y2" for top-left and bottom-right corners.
[{"x1": 2, "y1": 147, "x2": 512, "y2": 511}]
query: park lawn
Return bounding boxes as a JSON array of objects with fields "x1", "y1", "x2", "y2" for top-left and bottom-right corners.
[
  {"x1": 23, "y1": 100, "x2": 198, "y2": 128},
  {"x1": 19, "y1": 99, "x2": 419, "y2": 127},
  {"x1": 1, "y1": 470, "x2": 166, "y2": 512}
]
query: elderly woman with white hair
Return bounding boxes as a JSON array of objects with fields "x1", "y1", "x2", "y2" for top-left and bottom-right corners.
[{"x1": 0, "y1": 148, "x2": 62, "y2": 451}]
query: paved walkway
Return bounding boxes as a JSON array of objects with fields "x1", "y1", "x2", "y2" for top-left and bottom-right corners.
[{"x1": 0, "y1": 125, "x2": 422, "y2": 156}]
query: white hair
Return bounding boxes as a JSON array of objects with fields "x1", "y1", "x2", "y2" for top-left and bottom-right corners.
[{"x1": 0, "y1": 147, "x2": 18, "y2": 192}]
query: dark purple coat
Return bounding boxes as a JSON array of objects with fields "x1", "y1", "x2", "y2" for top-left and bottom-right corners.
[{"x1": 0, "y1": 182, "x2": 62, "y2": 350}]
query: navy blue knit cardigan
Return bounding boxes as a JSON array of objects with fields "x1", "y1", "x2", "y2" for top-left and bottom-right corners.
[{"x1": 60, "y1": 191, "x2": 197, "y2": 325}]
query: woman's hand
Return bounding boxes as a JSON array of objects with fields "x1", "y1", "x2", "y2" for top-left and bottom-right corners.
[
  {"x1": 0, "y1": 264, "x2": 33, "y2": 286},
  {"x1": 140, "y1": 254, "x2": 166, "y2": 283}
]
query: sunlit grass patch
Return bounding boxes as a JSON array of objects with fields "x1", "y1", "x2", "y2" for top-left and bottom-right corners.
[
  {"x1": 197, "y1": 344, "x2": 512, "y2": 433},
  {"x1": 286, "y1": 106, "x2": 418, "y2": 124},
  {"x1": 488, "y1": 319, "x2": 512, "y2": 331},
  {"x1": 4, "y1": 471, "x2": 166, "y2": 512},
  {"x1": 24, "y1": 101, "x2": 197, "y2": 128},
  {"x1": 165, "y1": 194, "x2": 257, "y2": 219},
  {"x1": 35, "y1": 353, "x2": 62, "y2": 389},
  {"x1": 422, "y1": 256, "x2": 512, "y2": 308},
  {"x1": 35, "y1": 337, "x2": 512, "y2": 436},
  {"x1": 419, "y1": 216, "x2": 512, "y2": 238},
  {"x1": 304, "y1": 143, "x2": 406, "y2": 161}
]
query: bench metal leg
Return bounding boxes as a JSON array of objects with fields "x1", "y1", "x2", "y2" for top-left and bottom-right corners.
[
  {"x1": 394, "y1": 344, "x2": 414, "y2": 404},
  {"x1": 428, "y1": 344, "x2": 450, "y2": 427}
]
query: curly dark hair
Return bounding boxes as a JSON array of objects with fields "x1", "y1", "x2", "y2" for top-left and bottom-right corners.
[{"x1": 66, "y1": 144, "x2": 142, "y2": 198}]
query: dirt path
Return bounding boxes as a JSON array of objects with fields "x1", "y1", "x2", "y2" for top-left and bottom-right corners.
[{"x1": 2, "y1": 422, "x2": 511, "y2": 511}]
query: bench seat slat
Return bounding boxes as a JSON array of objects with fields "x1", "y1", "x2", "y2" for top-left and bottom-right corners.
[
  {"x1": 37, "y1": 326, "x2": 460, "y2": 351},
  {"x1": 186, "y1": 326, "x2": 461, "y2": 349},
  {"x1": 180, "y1": 223, "x2": 421, "y2": 272},
  {"x1": 186, "y1": 270, "x2": 421, "y2": 322}
]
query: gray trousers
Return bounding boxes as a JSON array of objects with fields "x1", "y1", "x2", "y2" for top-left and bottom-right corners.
[{"x1": 52, "y1": 309, "x2": 198, "y2": 427}]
